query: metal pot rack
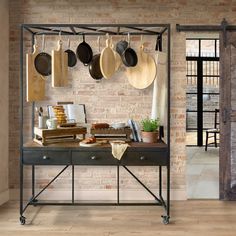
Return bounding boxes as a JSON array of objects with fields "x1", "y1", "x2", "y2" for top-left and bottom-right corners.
[{"x1": 19, "y1": 23, "x2": 171, "y2": 225}]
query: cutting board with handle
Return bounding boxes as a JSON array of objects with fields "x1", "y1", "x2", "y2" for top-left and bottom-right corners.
[
  {"x1": 52, "y1": 40, "x2": 68, "y2": 87},
  {"x1": 26, "y1": 44, "x2": 45, "y2": 102},
  {"x1": 100, "y1": 38, "x2": 116, "y2": 79},
  {"x1": 125, "y1": 44, "x2": 156, "y2": 89}
]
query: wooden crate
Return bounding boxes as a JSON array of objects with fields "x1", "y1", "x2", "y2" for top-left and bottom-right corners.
[{"x1": 34, "y1": 126, "x2": 87, "y2": 145}]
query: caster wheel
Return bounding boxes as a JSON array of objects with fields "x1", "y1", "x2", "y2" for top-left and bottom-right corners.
[
  {"x1": 20, "y1": 216, "x2": 26, "y2": 225},
  {"x1": 161, "y1": 215, "x2": 170, "y2": 225}
]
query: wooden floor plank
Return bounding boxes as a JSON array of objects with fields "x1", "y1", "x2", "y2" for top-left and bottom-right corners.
[{"x1": 0, "y1": 201, "x2": 236, "y2": 236}]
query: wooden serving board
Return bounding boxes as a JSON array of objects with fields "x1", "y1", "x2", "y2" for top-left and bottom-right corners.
[
  {"x1": 52, "y1": 40, "x2": 68, "y2": 87},
  {"x1": 100, "y1": 38, "x2": 116, "y2": 79},
  {"x1": 26, "y1": 44, "x2": 45, "y2": 102},
  {"x1": 126, "y1": 45, "x2": 157, "y2": 89}
]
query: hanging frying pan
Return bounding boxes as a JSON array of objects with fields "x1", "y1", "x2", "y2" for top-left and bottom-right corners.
[
  {"x1": 121, "y1": 33, "x2": 138, "y2": 67},
  {"x1": 65, "y1": 38, "x2": 77, "y2": 67},
  {"x1": 100, "y1": 36, "x2": 116, "y2": 79},
  {"x1": 89, "y1": 37, "x2": 103, "y2": 80},
  {"x1": 34, "y1": 35, "x2": 51, "y2": 76},
  {"x1": 116, "y1": 40, "x2": 128, "y2": 56},
  {"x1": 76, "y1": 35, "x2": 93, "y2": 65},
  {"x1": 125, "y1": 44, "x2": 156, "y2": 89}
]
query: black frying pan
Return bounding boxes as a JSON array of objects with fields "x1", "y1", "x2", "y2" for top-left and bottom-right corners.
[
  {"x1": 76, "y1": 35, "x2": 93, "y2": 65},
  {"x1": 121, "y1": 47, "x2": 138, "y2": 67},
  {"x1": 117, "y1": 35, "x2": 138, "y2": 67},
  {"x1": 34, "y1": 35, "x2": 51, "y2": 76},
  {"x1": 116, "y1": 40, "x2": 128, "y2": 56},
  {"x1": 34, "y1": 53, "x2": 51, "y2": 76},
  {"x1": 65, "y1": 39, "x2": 77, "y2": 67},
  {"x1": 89, "y1": 54, "x2": 103, "y2": 80}
]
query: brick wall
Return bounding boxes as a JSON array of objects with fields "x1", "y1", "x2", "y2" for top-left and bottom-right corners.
[{"x1": 9, "y1": 0, "x2": 236, "y2": 200}]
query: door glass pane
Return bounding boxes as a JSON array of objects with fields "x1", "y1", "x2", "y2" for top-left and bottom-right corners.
[
  {"x1": 187, "y1": 94, "x2": 197, "y2": 111},
  {"x1": 203, "y1": 94, "x2": 219, "y2": 114},
  {"x1": 216, "y1": 40, "x2": 220, "y2": 57},
  {"x1": 186, "y1": 111, "x2": 197, "y2": 145},
  {"x1": 186, "y1": 60, "x2": 198, "y2": 93},
  {"x1": 203, "y1": 111, "x2": 217, "y2": 130},
  {"x1": 186, "y1": 40, "x2": 199, "y2": 57},
  {"x1": 201, "y1": 40, "x2": 215, "y2": 57}
]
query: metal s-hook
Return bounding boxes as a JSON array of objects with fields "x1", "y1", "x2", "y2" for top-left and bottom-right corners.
[
  {"x1": 59, "y1": 29, "x2": 62, "y2": 41},
  {"x1": 128, "y1": 32, "x2": 131, "y2": 46},
  {"x1": 97, "y1": 36, "x2": 101, "y2": 52},
  {"x1": 140, "y1": 35, "x2": 144, "y2": 45},
  {"x1": 42, "y1": 34, "x2": 45, "y2": 51}
]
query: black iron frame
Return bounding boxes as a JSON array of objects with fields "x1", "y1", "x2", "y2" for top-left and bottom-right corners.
[{"x1": 19, "y1": 23, "x2": 171, "y2": 225}]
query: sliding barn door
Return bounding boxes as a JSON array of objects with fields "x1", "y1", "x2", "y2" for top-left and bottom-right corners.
[{"x1": 220, "y1": 31, "x2": 236, "y2": 200}]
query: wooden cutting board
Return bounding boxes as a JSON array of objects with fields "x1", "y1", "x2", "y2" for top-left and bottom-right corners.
[
  {"x1": 125, "y1": 45, "x2": 157, "y2": 89},
  {"x1": 100, "y1": 38, "x2": 116, "y2": 79},
  {"x1": 52, "y1": 40, "x2": 68, "y2": 87},
  {"x1": 26, "y1": 44, "x2": 45, "y2": 102}
]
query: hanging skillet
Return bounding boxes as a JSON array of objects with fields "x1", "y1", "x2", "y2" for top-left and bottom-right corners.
[
  {"x1": 76, "y1": 35, "x2": 93, "y2": 65},
  {"x1": 34, "y1": 34, "x2": 51, "y2": 76},
  {"x1": 89, "y1": 36, "x2": 103, "y2": 80},
  {"x1": 121, "y1": 33, "x2": 138, "y2": 67},
  {"x1": 65, "y1": 38, "x2": 77, "y2": 67}
]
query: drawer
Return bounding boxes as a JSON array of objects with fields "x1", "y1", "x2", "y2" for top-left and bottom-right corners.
[
  {"x1": 120, "y1": 151, "x2": 168, "y2": 166},
  {"x1": 72, "y1": 151, "x2": 117, "y2": 165},
  {"x1": 23, "y1": 150, "x2": 71, "y2": 165}
]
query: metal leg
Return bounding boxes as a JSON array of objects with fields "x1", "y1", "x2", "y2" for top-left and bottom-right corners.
[
  {"x1": 117, "y1": 165, "x2": 119, "y2": 205},
  {"x1": 214, "y1": 133, "x2": 217, "y2": 147},
  {"x1": 31, "y1": 165, "x2": 38, "y2": 205},
  {"x1": 19, "y1": 160, "x2": 26, "y2": 225},
  {"x1": 159, "y1": 166, "x2": 162, "y2": 197},
  {"x1": 72, "y1": 165, "x2": 74, "y2": 204},
  {"x1": 161, "y1": 165, "x2": 170, "y2": 225},
  {"x1": 205, "y1": 132, "x2": 208, "y2": 151},
  {"x1": 32, "y1": 165, "x2": 35, "y2": 197}
]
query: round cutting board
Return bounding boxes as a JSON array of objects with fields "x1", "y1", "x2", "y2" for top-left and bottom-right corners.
[
  {"x1": 100, "y1": 38, "x2": 116, "y2": 79},
  {"x1": 125, "y1": 45, "x2": 156, "y2": 89}
]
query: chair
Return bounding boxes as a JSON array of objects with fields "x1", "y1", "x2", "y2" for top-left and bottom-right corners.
[{"x1": 205, "y1": 109, "x2": 220, "y2": 151}]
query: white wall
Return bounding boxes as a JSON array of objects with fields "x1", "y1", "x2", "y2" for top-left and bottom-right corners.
[{"x1": 0, "y1": 0, "x2": 9, "y2": 205}]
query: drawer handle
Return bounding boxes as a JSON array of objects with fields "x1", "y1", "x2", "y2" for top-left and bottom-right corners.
[
  {"x1": 91, "y1": 156, "x2": 97, "y2": 160},
  {"x1": 140, "y1": 156, "x2": 146, "y2": 161},
  {"x1": 43, "y1": 155, "x2": 50, "y2": 160}
]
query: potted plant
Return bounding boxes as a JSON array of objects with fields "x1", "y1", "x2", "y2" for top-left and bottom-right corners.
[{"x1": 141, "y1": 118, "x2": 160, "y2": 143}]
